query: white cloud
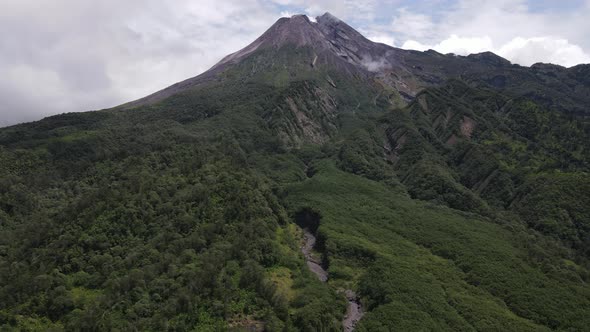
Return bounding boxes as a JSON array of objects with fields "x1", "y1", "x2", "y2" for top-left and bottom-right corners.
[
  {"x1": 270, "y1": 0, "x2": 380, "y2": 21},
  {"x1": 280, "y1": 10, "x2": 296, "y2": 17},
  {"x1": 400, "y1": 40, "x2": 429, "y2": 51},
  {"x1": 391, "y1": 8, "x2": 435, "y2": 40},
  {"x1": 361, "y1": 28, "x2": 396, "y2": 46},
  {"x1": 402, "y1": 35, "x2": 493, "y2": 55},
  {"x1": 361, "y1": 55, "x2": 390, "y2": 72},
  {"x1": 367, "y1": 34, "x2": 395, "y2": 47},
  {"x1": 0, "y1": 0, "x2": 278, "y2": 126},
  {"x1": 392, "y1": 1, "x2": 590, "y2": 67},
  {"x1": 402, "y1": 34, "x2": 590, "y2": 67},
  {"x1": 498, "y1": 37, "x2": 590, "y2": 67}
]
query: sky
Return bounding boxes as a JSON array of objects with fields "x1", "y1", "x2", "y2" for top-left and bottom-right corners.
[{"x1": 1, "y1": 0, "x2": 589, "y2": 126}]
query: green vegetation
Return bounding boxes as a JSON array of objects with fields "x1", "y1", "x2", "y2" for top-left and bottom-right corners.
[
  {"x1": 1, "y1": 45, "x2": 589, "y2": 331},
  {"x1": 286, "y1": 161, "x2": 589, "y2": 331}
]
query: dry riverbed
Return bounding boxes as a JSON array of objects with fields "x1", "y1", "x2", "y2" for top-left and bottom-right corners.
[{"x1": 300, "y1": 228, "x2": 364, "y2": 331}]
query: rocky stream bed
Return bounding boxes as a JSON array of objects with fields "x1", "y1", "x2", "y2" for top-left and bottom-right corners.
[{"x1": 301, "y1": 228, "x2": 364, "y2": 331}]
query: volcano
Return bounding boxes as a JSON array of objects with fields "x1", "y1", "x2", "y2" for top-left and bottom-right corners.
[{"x1": 1, "y1": 12, "x2": 590, "y2": 332}]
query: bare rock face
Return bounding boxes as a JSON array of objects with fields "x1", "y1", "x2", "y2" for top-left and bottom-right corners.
[
  {"x1": 213, "y1": 12, "x2": 392, "y2": 77},
  {"x1": 217, "y1": 13, "x2": 380, "y2": 64},
  {"x1": 214, "y1": 14, "x2": 326, "y2": 69}
]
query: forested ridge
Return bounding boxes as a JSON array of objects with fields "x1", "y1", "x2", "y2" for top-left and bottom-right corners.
[{"x1": 1, "y1": 13, "x2": 590, "y2": 332}]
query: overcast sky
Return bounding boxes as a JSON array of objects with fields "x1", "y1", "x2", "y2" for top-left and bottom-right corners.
[{"x1": 1, "y1": 0, "x2": 589, "y2": 127}]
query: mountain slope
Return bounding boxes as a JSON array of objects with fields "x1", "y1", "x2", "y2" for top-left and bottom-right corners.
[
  {"x1": 1, "y1": 12, "x2": 589, "y2": 331},
  {"x1": 128, "y1": 13, "x2": 590, "y2": 116}
]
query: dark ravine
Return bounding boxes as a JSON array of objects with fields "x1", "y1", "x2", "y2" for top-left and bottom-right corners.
[{"x1": 300, "y1": 228, "x2": 364, "y2": 331}]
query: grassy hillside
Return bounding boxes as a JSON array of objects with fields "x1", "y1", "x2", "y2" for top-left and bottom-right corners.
[{"x1": 286, "y1": 161, "x2": 589, "y2": 331}]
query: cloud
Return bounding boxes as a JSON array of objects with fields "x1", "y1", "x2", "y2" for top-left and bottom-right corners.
[
  {"x1": 402, "y1": 35, "x2": 590, "y2": 67},
  {"x1": 391, "y1": 1, "x2": 590, "y2": 67},
  {"x1": 366, "y1": 34, "x2": 396, "y2": 47},
  {"x1": 402, "y1": 35, "x2": 494, "y2": 55},
  {"x1": 270, "y1": 0, "x2": 381, "y2": 21},
  {"x1": 390, "y1": 8, "x2": 435, "y2": 40},
  {"x1": 0, "y1": 0, "x2": 281, "y2": 126},
  {"x1": 498, "y1": 37, "x2": 590, "y2": 67},
  {"x1": 360, "y1": 55, "x2": 391, "y2": 72}
]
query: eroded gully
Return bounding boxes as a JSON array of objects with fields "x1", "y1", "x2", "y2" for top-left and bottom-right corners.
[{"x1": 301, "y1": 228, "x2": 364, "y2": 332}]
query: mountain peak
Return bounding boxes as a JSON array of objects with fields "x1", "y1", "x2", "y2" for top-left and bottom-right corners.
[
  {"x1": 317, "y1": 12, "x2": 341, "y2": 23},
  {"x1": 467, "y1": 51, "x2": 511, "y2": 66},
  {"x1": 212, "y1": 13, "x2": 350, "y2": 69},
  {"x1": 128, "y1": 12, "x2": 390, "y2": 106},
  {"x1": 284, "y1": 14, "x2": 313, "y2": 24}
]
